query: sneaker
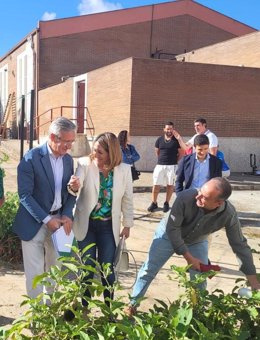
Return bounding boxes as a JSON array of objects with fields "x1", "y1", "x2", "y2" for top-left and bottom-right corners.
[
  {"x1": 147, "y1": 202, "x2": 158, "y2": 212},
  {"x1": 163, "y1": 201, "x2": 169, "y2": 213},
  {"x1": 124, "y1": 305, "x2": 137, "y2": 318}
]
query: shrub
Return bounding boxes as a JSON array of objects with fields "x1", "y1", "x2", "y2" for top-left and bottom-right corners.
[
  {"x1": 1, "y1": 245, "x2": 259, "y2": 340},
  {"x1": 0, "y1": 191, "x2": 21, "y2": 264},
  {"x1": 0, "y1": 151, "x2": 9, "y2": 168}
]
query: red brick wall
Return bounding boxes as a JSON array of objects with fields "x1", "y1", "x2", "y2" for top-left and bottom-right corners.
[
  {"x1": 38, "y1": 79, "x2": 74, "y2": 135},
  {"x1": 130, "y1": 58, "x2": 260, "y2": 137},
  {"x1": 87, "y1": 58, "x2": 132, "y2": 136},
  {"x1": 39, "y1": 15, "x2": 234, "y2": 88},
  {"x1": 176, "y1": 31, "x2": 260, "y2": 68}
]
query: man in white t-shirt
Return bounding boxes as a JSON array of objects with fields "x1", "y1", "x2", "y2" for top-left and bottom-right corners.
[{"x1": 174, "y1": 118, "x2": 218, "y2": 156}]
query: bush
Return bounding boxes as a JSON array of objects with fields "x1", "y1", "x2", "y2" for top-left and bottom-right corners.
[
  {"x1": 0, "y1": 191, "x2": 21, "y2": 264},
  {"x1": 1, "y1": 245, "x2": 259, "y2": 340}
]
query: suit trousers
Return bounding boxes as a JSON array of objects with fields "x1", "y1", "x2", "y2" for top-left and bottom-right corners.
[{"x1": 22, "y1": 223, "x2": 59, "y2": 299}]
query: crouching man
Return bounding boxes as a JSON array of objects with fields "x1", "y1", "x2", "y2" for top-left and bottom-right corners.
[{"x1": 125, "y1": 177, "x2": 260, "y2": 316}]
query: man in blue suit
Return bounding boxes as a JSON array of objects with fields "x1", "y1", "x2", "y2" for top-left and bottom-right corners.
[
  {"x1": 175, "y1": 134, "x2": 222, "y2": 194},
  {"x1": 13, "y1": 117, "x2": 77, "y2": 298}
]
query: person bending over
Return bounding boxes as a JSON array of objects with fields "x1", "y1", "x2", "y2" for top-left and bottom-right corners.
[{"x1": 125, "y1": 178, "x2": 260, "y2": 316}]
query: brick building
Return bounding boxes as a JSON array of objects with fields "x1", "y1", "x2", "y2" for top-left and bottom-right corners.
[
  {"x1": 176, "y1": 30, "x2": 260, "y2": 68},
  {"x1": 39, "y1": 56, "x2": 260, "y2": 171},
  {"x1": 0, "y1": 0, "x2": 259, "y2": 171}
]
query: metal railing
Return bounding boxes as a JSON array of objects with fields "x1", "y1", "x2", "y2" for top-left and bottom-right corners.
[{"x1": 35, "y1": 105, "x2": 95, "y2": 142}]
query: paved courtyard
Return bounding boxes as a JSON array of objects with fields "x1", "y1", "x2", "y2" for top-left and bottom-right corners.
[{"x1": 0, "y1": 142, "x2": 260, "y2": 328}]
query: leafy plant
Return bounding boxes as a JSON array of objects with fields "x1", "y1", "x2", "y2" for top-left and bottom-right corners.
[
  {"x1": 0, "y1": 151, "x2": 9, "y2": 169},
  {"x1": 1, "y1": 244, "x2": 133, "y2": 339},
  {"x1": 1, "y1": 246, "x2": 259, "y2": 339},
  {"x1": 169, "y1": 265, "x2": 260, "y2": 339},
  {"x1": 0, "y1": 191, "x2": 21, "y2": 263}
]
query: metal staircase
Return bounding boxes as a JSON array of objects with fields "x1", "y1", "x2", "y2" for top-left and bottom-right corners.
[
  {"x1": 0, "y1": 92, "x2": 16, "y2": 140},
  {"x1": 35, "y1": 105, "x2": 95, "y2": 141},
  {"x1": 34, "y1": 105, "x2": 95, "y2": 157}
]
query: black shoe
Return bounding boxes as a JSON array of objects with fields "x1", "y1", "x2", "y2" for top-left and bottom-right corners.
[
  {"x1": 163, "y1": 201, "x2": 169, "y2": 213},
  {"x1": 147, "y1": 202, "x2": 158, "y2": 212},
  {"x1": 64, "y1": 309, "x2": 76, "y2": 322}
]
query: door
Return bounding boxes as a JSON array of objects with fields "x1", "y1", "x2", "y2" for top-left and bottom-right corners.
[{"x1": 77, "y1": 81, "x2": 85, "y2": 133}]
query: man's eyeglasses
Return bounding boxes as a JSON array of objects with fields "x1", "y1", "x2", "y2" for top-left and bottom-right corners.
[{"x1": 56, "y1": 136, "x2": 75, "y2": 146}]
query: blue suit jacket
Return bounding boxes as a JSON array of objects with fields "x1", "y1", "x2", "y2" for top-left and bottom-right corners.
[
  {"x1": 175, "y1": 153, "x2": 222, "y2": 194},
  {"x1": 13, "y1": 142, "x2": 76, "y2": 241}
]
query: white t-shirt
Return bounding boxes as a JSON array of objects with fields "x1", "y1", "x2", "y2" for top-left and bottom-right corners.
[{"x1": 188, "y1": 129, "x2": 218, "y2": 148}]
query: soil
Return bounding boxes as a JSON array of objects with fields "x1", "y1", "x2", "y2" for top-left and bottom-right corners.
[
  {"x1": 0, "y1": 261, "x2": 26, "y2": 327},
  {"x1": 1, "y1": 154, "x2": 260, "y2": 332}
]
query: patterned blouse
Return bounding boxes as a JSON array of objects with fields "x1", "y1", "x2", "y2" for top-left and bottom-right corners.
[{"x1": 90, "y1": 170, "x2": 113, "y2": 220}]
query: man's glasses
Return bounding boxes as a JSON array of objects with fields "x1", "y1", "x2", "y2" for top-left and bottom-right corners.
[{"x1": 56, "y1": 136, "x2": 75, "y2": 146}]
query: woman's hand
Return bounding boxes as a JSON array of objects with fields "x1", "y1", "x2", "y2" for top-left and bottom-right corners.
[
  {"x1": 120, "y1": 227, "x2": 130, "y2": 239},
  {"x1": 67, "y1": 175, "x2": 80, "y2": 193}
]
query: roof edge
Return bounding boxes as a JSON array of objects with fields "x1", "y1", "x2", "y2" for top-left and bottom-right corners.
[
  {"x1": 39, "y1": 0, "x2": 255, "y2": 40},
  {"x1": 0, "y1": 29, "x2": 38, "y2": 62}
]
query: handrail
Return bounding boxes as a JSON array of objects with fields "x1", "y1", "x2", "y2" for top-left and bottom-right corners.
[
  {"x1": 0, "y1": 92, "x2": 15, "y2": 139},
  {"x1": 34, "y1": 106, "x2": 95, "y2": 141}
]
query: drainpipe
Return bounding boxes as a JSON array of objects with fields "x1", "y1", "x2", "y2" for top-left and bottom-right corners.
[
  {"x1": 149, "y1": 4, "x2": 155, "y2": 57},
  {"x1": 35, "y1": 27, "x2": 40, "y2": 142}
]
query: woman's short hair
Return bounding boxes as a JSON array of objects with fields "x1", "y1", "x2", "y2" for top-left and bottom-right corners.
[
  {"x1": 91, "y1": 132, "x2": 122, "y2": 170},
  {"x1": 118, "y1": 130, "x2": 128, "y2": 149}
]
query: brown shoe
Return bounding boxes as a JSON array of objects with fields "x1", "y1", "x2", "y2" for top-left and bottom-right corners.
[{"x1": 124, "y1": 305, "x2": 137, "y2": 317}]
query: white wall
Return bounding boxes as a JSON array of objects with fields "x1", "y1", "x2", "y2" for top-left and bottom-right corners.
[{"x1": 131, "y1": 136, "x2": 260, "y2": 173}]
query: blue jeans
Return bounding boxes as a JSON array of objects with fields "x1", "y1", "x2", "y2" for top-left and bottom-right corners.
[
  {"x1": 130, "y1": 219, "x2": 208, "y2": 306},
  {"x1": 77, "y1": 219, "x2": 116, "y2": 305}
]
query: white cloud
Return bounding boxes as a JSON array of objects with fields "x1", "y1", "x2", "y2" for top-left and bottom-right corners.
[
  {"x1": 41, "y1": 12, "x2": 57, "y2": 21},
  {"x1": 78, "y1": 0, "x2": 123, "y2": 15}
]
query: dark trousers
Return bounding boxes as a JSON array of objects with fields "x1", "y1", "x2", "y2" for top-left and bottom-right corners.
[{"x1": 78, "y1": 219, "x2": 116, "y2": 306}]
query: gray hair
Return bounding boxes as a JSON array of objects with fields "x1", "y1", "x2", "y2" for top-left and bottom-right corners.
[
  {"x1": 48, "y1": 117, "x2": 76, "y2": 136},
  {"x1": 212, "y1": 177, "x2": 232, "y2": 201}
]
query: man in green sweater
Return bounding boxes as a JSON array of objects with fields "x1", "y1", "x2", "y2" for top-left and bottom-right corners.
[{"x1": 126, "y1": 177, "x2": 260, "y2": 316}]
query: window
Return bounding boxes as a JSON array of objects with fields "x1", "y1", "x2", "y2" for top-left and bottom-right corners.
[{"x1": 17, "y1": 39, "x2": 34, "y2": 124}]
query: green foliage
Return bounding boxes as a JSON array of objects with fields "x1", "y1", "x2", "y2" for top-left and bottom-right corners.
[
  {"x1": 0, "y1": 151, "x2": 9, "y2": 178},
  {"x1": 1, "y1": 246, "x2": 259, "y2": 340},
  {"x1": 0, "y1": 151, "x2": 9, "y2": 167},
  {"x1": 0, "y1": 191, "x2": 21, "y2": 263},
  {"x1": 1, "y1": 245, "x2": 132, "y2": 339}
]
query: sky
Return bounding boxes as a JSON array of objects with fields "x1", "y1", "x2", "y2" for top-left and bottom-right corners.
[{"x1": 0, "y1": 0, "x2": 259, "y2": 57}]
